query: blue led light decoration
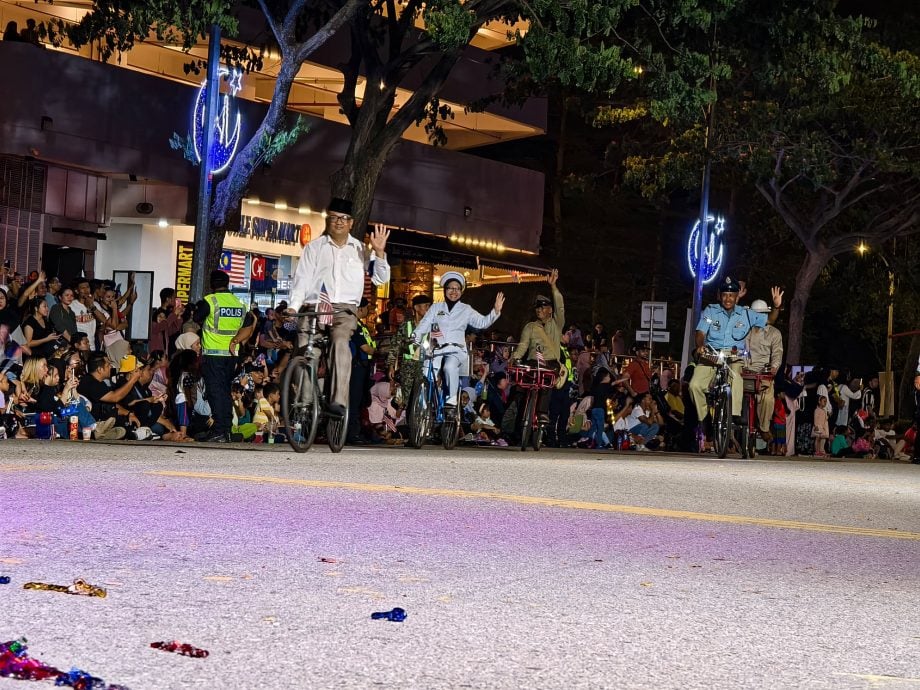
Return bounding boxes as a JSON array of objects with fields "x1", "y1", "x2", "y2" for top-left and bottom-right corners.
[
  {"x1": 687, "y1": 215, "x2": 726, "y2": 285},
  {"x1": 192, "y1": 68, "x2": 242, "y2": 175}
]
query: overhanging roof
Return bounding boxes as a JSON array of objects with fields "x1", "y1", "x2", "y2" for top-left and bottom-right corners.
[{"x1": 385, "y1": 228, "x2": 550, "y2": 275}]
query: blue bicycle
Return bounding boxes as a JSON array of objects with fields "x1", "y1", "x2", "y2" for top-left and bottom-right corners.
[{"x1": 407, "y1": 343, "x2": 461, "y2": 450}]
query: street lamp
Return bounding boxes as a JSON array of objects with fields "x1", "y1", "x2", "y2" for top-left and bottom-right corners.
[{"x1": 857, "y1": 242, "x2": 896, "y2": 415}]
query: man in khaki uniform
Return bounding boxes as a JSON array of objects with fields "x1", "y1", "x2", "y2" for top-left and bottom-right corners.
[{"x1": 745, "y1": 299, "x2": 783, "y2": 441}]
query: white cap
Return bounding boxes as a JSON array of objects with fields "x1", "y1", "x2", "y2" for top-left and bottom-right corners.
[
  {"x1": 439, "y1": 271, "x2": 466, "y2": 290},
  {"x1": 750, "y1": 299, "x2": 771, "y2": 313}
]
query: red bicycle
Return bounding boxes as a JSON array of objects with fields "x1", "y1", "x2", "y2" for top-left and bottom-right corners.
[
  {"x1": 507, "y1": 362, "x2": 557, "y2": 451},
  {"x1": 739, "y1": 369, "x2": 774, "y2": 459}
]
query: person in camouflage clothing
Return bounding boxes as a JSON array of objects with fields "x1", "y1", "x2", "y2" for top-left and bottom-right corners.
[{"x1": 387, "y1": 294, "x2": 432, "y2": 405}]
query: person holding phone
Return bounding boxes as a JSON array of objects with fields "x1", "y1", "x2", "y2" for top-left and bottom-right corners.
[
  {"x1": 22, "y1": 296, "x2": 60, "y2": 359},
  {"x1": 149, "y1": 287, "x2": 183, "y2": 356}
]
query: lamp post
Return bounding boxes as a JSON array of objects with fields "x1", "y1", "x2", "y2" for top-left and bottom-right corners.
[{"x1": 857, "y1": 241, "x2": 896, "y2": 415}]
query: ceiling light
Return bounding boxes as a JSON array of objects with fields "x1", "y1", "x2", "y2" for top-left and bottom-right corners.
[
  {"x1": 157, "y1": 218, "x2": 169, "y2": 228},
  {"x1": 245, "y1": 197, "x2": 259, "y2": 205},
  {"x1": 298, "y1": 206, "x2": 311, "y2": 215},
  {"x1": 274, "y1": 201, "x2": 288, "y2": 210}
]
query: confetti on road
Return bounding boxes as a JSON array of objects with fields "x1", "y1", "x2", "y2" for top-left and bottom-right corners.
[
  {"x1": 0, "y1": 576, "x2": 10, "y2": 584},
  {"x1": 150, "y1": 641, "x2": 209, "y2": 658},
  {"x1": 23, "y1": 579, "x2": 106, "y2": 598},
  {"x1": 1, "y1": 638, "x2": 129, "y2": 689},
  {"x1": 371, "y1": 608, "x2": 407, "y2": 622}
]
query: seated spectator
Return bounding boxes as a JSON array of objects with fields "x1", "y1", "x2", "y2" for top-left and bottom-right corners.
[
  {"x1": 23, "y1": 296, "x2": 60, "y2": 360},
  {"x1": 830, "y1": 425, "x2": 861, "y2": 459},
  {"x1": 231, "y1": 383, "x2": 257, "y2": 441},
  {"x1": 471, "y1": 401, "x2": 505, "y2": 445},
  {"x1": 175, "y1": 331, "x2": 202, "y2": 354},
  {"x1": 75, "y1": 354, "x2": 135, "y2": 439},
  {"x1": 252, "y1": 382, "x2": 281, "y2": 436},
  {"x1": 588, "y1": 368, "x2": 616, "y2": 449},
  {"x1": 662, "y1": 379, "x2": 685, "y2": 440},
  {"x1": 123, "y1": 361, "x2": 189, "y2": 441},
  {"x1": 628, "y1": 392, "x2": 663, "y2": 451}
]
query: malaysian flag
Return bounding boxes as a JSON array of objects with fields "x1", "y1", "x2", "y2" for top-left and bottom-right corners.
[
  {"x1": 536, "y1": 348, "x2": 546, "y2": 367},
  {"x1": 219, "y1": 250, "x2": 248, "y2": 287},
  {"x1": 318, "y1": 283, "x2": 333, "y2": 326}
]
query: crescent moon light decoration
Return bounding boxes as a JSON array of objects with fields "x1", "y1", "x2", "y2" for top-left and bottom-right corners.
[
  {"x1": 687, "y1": 214, "x2": 726, "y2": 285},
  {"x1": 193, "y1": 67, "x2": 242, "y2": 176}
]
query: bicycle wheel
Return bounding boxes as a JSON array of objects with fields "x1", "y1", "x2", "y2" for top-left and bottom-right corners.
[
  {"x1": 441, "y1": 414, "x2": 460, "y2": 450},
  {"x1": 520, "y1": 390, "x2": 536, "y2": 451},
  {"x1": 713, "y1": 389, "x2": 732, "y2": 459},
  {"x1": 408, "y1": 378, "x2": 432, "y2": 449},
  {"x1": 281, "y1": 356, "x2": 319, "y2": 453},
  {"x1": 531, "y1": 417, "x2": 544, "y2": 451},
  {"x1": 326, "y1": 408, "x2": 348, "y2": 453},
  {"x1": 740, "y1": 422, "x2": 752, "y2": 459}
]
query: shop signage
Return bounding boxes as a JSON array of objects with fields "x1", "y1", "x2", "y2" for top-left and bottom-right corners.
[
  {"x1": 193, "y1": 68, "x2": 242, "y2": 175},
  {"x1": 229, "y1": 215, "x2": 301, "y2": 245},
  {"x1": 175, "y1": 241, "x2": 195, "y2": 302},
  {"x1": 687, "y1": 214, "x2": 726, "y2": 285}
]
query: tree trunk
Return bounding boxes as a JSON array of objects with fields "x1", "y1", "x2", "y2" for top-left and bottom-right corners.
[
  {"x1": 786, "y1": 247, "x2": 830, "y2": 365},
  {"x1": 204, "y1": 203, "x2": 242, "y2": 288},
  {"x1": 550, "y1": 93, "x2": 569, "y2": 259}
]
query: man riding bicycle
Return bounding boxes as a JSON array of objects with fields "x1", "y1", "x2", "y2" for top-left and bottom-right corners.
[
  {"x1": 511, "y1": 269, "x2": 564, "y2": 424},
  {"x1": 745, "y1": 299, "x2": 783, "y2": 443},
  {"x1": 411, "y1": 272, "x2": 504, "y2": 416},
  {"x1": 689, "y1": 276, "x2": 784, "y2": 427},
  {"x1": 287, "y1": 198, "x2": 390, "y2": 417}
]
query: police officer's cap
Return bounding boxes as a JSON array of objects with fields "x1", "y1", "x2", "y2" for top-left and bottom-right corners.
[
  {"x1": 210, "y1": 269, "x2": 230, "y2": 288},
  {"x1": 533, "y1": 295, "x2": 553, "y2": 308},
  {"x1": 439, "y1": 271, "x2": 466, "y2": 290},
  {"x1": 718, "y1": 276, "x2": 740, "y2": 293}
]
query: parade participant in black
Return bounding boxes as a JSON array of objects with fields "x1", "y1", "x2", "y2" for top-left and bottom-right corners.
[
  {"x1": 193, "y1": 270, "x2": 254, "y2": 442},
  {"x1": 346, "y1": 298, "x2": 377, "y2": 444}
]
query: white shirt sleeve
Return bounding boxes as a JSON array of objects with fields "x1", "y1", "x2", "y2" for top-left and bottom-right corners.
[
  {"x1": 289, "y1": 242, "x2": 317, "y2": 311},
  {"x1": 369, "y1": 251, "x2": 390, "y2": 286}
]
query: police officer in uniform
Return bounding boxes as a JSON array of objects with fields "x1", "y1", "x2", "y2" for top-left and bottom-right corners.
[
  {"x1": 194, "y1": 269, "x2": 253, "y2": 442},
  {"x1": 689, "y1": 276, "x2": 783, "y2": 426},
  {"x1": 387, "y1": 294, "x2": 432, "y2": 405}
]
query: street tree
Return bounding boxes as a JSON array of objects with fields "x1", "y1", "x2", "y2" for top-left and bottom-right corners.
[{"x1": 617, "y1": 3, "x2": 920, "y2": 363}]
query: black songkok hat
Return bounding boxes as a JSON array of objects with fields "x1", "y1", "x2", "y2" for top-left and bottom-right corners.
[{"x1": 327, "y1": 198, "x2": 354, "y2": 216}]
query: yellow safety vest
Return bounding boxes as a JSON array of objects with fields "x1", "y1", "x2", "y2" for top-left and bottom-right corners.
[
  {"x1": 202, "y1": 292, "x2": 245, "y2": 356},
  {"x1": 358, "y1": 321, "x2": 376, "y2": 349},
  {"x1": 560, "y1": 344, "x2": 574, "y2": 383}
]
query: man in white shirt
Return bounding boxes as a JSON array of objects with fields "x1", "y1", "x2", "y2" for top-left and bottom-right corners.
[
  {"x1": 71, "y1": 278, "x2": 97, "y2": 350},
  {"x1": 289, "y1": 198, "x2": 390, "y2": 415}
]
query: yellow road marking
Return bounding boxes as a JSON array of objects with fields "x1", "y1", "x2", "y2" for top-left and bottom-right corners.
[
  {"x1": 0, "y1": 464, "x2": 52, "y2": 472},
  {"x1": 147, "y1": 470, "x2": 920, "y2": 541},
  {"x1": 835, "y1": 672, "x2": 920, "y2": 685}
]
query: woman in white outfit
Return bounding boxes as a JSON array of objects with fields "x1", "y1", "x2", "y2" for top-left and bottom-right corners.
[{"x1": 412, "y1": 272, "x2": 504, "y2": 412}]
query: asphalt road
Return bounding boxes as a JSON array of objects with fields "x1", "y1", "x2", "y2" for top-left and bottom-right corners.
[{"x1": 1, "y1": 442, "x2": 919, "y2": 690}]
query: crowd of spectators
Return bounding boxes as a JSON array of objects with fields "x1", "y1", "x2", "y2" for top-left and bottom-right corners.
[{"x1": 0, "y1": 267, "x2": 916, "y2": 461}]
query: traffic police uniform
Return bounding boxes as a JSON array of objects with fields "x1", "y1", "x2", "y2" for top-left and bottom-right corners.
[
  {"x1": 689, "y1": 277, "x2": 767, "y2": 421},
  {"x1": 197, "y1": 271, "x2": 247, "y2": 441}
]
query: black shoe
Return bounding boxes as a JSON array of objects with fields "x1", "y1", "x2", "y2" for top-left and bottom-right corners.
[
  {"x1": 327, "y1": 402, "x2": 346, "y2": 418},
  {"x1": 538, "y1": 413, "x2": 550, "y2": 425},
  {"x1": 346, "y1": 436, "x2": 367, "y2": 446},
  {"x1": 912, "y1": 457, "x2": 920, "y2": 465},
  {"x1": 199, "y1": 431, "x2": 230, "y2": 443},
  {"x1": 732, "y1": 415, "x2": 743, "y2": 425}
]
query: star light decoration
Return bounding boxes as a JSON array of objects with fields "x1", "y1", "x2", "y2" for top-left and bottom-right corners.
[
  {"x1": 192, "y1": 67, "x2": 243, "y2": 175},
  {"x1": 687, "y1": 214, "x2": 726, "y2": 285}
]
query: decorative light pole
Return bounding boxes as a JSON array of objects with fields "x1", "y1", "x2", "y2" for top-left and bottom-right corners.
[{"x1": 190, "y1": 24, "x2": 223, "y2": 302}]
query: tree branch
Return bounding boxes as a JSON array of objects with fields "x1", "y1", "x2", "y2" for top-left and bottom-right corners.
[
  {"x1": 293, "y1": 0, "x2": 366, "y2": 64},
  {"x1": 383, "y1": 48, "x2": 465, "y2": 143},
  {"x1": 255, "y1": 0, "x2": 284, "y2": 49}
]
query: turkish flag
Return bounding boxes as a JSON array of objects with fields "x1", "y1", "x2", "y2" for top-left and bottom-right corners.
[{"x1": 251, "y1": 256, "x2": 265, "y2": 281}]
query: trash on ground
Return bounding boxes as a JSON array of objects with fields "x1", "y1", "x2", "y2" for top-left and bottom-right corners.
[
  {"x1": 1, "y1": 638, "x2": 129, "y2": 689},
  {"x1": 149, "y1": 641, "x2": 209, "y2": 658},
  {"x1": 0, "y1": 576, "x2": 10, "y2": 584},
  {"x1": 370, "y1": 607, "x2": 407, "y2": 622},
  {"x1": 23, "y1": 579, "x2": 106, "y2": 598}
]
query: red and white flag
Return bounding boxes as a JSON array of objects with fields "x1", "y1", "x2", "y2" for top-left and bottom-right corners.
[
  {"x1": 536, "y1": 349, "x2": 546, "y2": 367},
  {"x1": 383, "y1": 414, "x2": 398, "y2": 433},
  {"x1": 318, "y1": 283, "x2": 333, "y2": 326},
  {"x1": 219, "y1": 250, "x2": 248, "y2": 287}
]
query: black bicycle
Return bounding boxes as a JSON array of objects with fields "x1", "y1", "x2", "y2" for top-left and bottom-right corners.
[
  {"x1": 701, "y1": 346, "x2": 745, "y2": 459},
  {"x1": 281, "y1": 308, "x2": 352, "y2": 453}
]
